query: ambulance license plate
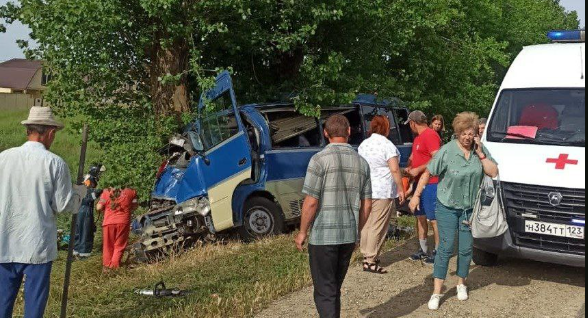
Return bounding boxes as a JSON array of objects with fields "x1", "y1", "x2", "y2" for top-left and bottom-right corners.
[{"x1": 525, "y1": 221, "x2": 584, "y2": 239}]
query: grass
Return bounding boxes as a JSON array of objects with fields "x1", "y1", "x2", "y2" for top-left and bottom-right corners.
[
  {"x1": 2, "y1": 109, "x2": 417, "y2": 317},
  {"x1": 0, "y1": 109, "x2": 103, "y2": 172},
  {"x1": 10, "y1": 233, "x2": 411, "y2": 318}
]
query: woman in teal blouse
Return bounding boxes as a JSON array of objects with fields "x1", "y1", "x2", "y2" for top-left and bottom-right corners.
[{"x1": 409, "y1": 112, "x2": 499, "y2": 311}]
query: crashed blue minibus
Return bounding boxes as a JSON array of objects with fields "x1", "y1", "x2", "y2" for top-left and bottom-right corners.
[{"x1": 133, "y1": 72, "x2": 414, "y2": 256}]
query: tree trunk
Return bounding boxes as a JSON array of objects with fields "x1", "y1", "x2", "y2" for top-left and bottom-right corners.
[{"x1": 150, "y1": 37, "x2": 190, "y2": 119}]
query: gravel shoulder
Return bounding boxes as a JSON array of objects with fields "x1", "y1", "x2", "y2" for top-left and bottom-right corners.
[{"x1": 257, "y1": 238, "x2": 585, "y2": 318}]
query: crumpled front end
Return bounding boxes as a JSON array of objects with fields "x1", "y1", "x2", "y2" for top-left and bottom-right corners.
[
  {"x1": 132, "y1": 196, "x2": 215, "y2": 261},
  {"x1": 132, "y1": 134, "x2": 214, "y2": 261}
]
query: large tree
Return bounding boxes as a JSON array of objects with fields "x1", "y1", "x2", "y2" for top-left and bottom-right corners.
[{"x1": 0, "y1": 0, "x2": 579, "y2": 196}]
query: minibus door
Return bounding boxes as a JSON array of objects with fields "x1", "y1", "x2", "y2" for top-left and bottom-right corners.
[{"x1": 196, "y1": 71, "x2": 253, "y2": 232}]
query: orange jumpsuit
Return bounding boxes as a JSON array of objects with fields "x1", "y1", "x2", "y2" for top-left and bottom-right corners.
[{"x1": 99, "y1": 189, "x2": 138, "y2": 268}]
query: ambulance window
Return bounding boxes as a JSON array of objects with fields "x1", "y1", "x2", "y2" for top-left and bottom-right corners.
[{"x1": 488, "y1": 89, "x2": 585, "y2": 147}]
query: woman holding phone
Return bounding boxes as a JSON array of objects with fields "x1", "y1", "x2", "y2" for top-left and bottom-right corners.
[{"x1": 409, "y1": 112, "x2": 499, "y2": 310}]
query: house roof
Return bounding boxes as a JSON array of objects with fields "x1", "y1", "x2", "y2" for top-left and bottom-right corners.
[{"x1": 0, "y1": 59, "x2": 43, "y2": 90}]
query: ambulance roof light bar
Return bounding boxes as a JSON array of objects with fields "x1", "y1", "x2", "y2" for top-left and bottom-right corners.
[{"x1": 548, "y1": 30, "x2": 586, "y2": 43}]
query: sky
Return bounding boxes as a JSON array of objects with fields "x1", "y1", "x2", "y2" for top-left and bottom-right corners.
[{"x1": 0, "y1": 0, "x2": 585, "y2": 62}]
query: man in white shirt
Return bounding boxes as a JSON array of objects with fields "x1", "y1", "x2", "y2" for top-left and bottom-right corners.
[{"x1": 0, "y1": 107, "x2": 74, "y2": 318}]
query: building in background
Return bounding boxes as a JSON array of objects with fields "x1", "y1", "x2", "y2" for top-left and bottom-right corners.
[{"x1": 0, "y1": 59, "x2": 48, "y2": 110}]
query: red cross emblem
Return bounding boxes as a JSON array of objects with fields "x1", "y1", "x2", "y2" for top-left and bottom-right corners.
[{"x1": 546, "y1": 154, "x2": 579, "y2": 170}]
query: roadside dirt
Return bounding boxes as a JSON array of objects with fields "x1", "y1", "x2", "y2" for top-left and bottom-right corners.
[{"x1": 257, "y1": 238, "x2": 585, "y2": 318}]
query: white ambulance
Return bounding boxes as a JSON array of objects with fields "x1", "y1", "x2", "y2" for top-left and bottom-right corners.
[{"x1": 474, "y1": 30, "x2": 586, "y2": 268}]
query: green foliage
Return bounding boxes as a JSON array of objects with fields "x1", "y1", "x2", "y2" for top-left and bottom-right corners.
[{"x1": 0, "y1": 0, "x2": 579, "y2": 198}]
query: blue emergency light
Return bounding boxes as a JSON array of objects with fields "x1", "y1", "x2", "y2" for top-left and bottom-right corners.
[{"x1": 548, "y1": 30, "x2": 586, "y2": 43}]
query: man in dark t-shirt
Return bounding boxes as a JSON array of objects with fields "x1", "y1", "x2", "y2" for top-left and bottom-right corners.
[{"x1": 405, "y1": 111, "x2": 442, "y2": 264}]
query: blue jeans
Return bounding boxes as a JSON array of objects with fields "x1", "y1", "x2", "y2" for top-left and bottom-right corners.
[
  {"x1": 433, "y1": 201, "x2": 473, "y2": 280},
  {"x1": 0, "y1": 262, "x2": 53, "y2": 318}
]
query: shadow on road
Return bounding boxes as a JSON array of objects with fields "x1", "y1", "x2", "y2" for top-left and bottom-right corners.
[
  {"x1": 378, "y1": 237, "x2": 421, "y2": 268},
  {"x1": 361, "y1": 258, "x2": 585, "y2": 318}
]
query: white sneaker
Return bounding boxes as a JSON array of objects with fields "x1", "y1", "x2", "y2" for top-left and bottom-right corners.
[
  {"x1": 457, "y1": 284, "x2": 469, "y2": 301},
  {"x1": 428, "y1": 294, "x2": 443, "y2": 310}
]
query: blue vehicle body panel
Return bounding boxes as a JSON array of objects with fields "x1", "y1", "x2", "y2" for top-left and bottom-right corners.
[
  {"x1": 174, "y1": 158, "x2": 208, "y2": 203},
  {"x1": 397, "y1": 146, "x2": 412, "y2": 168},
  {"x1": 265, "y1": 149, "x2": 320, "y2": 182},
  {"x1": 153, "y1": 168, "x2": 186, "y2": 201}
]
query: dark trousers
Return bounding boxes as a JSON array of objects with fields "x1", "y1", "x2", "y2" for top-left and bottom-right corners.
[
  {"x1": 0, "y1": 262, "x2": 53, "y2": 318},
  {"x1": 309, "y1": 243, "x2": 355, "y2": 318},
  {"x1": 74, "y1": 205, "x2": 96, "y2": 255}
]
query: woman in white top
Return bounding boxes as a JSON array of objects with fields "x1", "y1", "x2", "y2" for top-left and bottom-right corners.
[{"x1": 358, "y1": 115, "x2": 406, "y2": 274}]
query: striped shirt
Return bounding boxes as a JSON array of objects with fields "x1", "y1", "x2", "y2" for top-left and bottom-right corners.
[{"x1": 303, "y1": 143, "x2": 372, "y2": 246}]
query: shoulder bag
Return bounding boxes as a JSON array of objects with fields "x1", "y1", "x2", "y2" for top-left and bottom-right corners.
[{"x1": 470, "y1": 176, "x2": 509, "y2": 239}]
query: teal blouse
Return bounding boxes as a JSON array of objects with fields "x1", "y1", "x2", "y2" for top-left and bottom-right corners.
[{"x1": 427, "y1": 140, "x2": 497, "y2": 210}]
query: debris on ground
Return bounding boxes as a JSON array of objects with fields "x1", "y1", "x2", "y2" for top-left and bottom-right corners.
[{"x1": 135, "y1": 281, "x2": 191, "y2": 298}]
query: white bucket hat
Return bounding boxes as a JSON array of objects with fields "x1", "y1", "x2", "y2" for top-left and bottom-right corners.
[{"x1": 21, "y1": 106, "x2": 65, "y2": 130}]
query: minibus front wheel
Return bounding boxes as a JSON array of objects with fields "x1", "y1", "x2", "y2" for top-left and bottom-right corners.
[{"x1": 239, "y1": 197, "x2": 285, "y2": 242}]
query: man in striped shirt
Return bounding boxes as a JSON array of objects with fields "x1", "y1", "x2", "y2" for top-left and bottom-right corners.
[{"x1": 295, "y1": 114, "x2": 372, "y2": 318}]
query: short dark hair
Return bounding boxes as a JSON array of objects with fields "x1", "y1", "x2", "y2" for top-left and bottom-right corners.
[
  {"x1": 26, "y1": 124, "x2": 56, "y2": 136},
  {"x1": 324, "y1": 115, "x2": 350, "y2": 138},
  {"x1": 479, "y1": 118, "x2": 488, "y2": 125}
]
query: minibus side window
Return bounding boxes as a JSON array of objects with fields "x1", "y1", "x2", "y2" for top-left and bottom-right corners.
[
  {"x1": 394, "y1": 108, "x2": 414, "y2": 144},
  {"x1": 361, "y1": 106, "x2": 402, "y2": 145},
  {"x1": 266, "y1": 110, "x2": 322, "y2": 148},
  {"x1": 321, "y1": 107, "x2": 365, "y2": 146}
]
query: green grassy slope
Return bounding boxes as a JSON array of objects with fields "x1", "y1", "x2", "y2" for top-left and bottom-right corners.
[{"x1": 0, "y1": 109, "x2": 103, "y2": 172}]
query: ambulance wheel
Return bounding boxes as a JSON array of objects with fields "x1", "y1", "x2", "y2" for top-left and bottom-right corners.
[
  {"x1": 240, "y1": 197, "x2": 285, "y2": 242},
  {"x1": 473, "y1": 247, "x2": 499, "y2": 267}
]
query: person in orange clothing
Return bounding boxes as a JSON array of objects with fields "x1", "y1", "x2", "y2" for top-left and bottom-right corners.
[{"x1": 96, "y1": 188, "x2": 138, "y2": 270}]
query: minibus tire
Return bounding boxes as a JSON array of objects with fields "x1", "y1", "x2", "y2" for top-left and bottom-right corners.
[
  {"x1": 240, "y1": 197, "x2": 285, "y2": 242},
  {"x1": 472, "y1": 247, "x2": 499, "y2": 267}
]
